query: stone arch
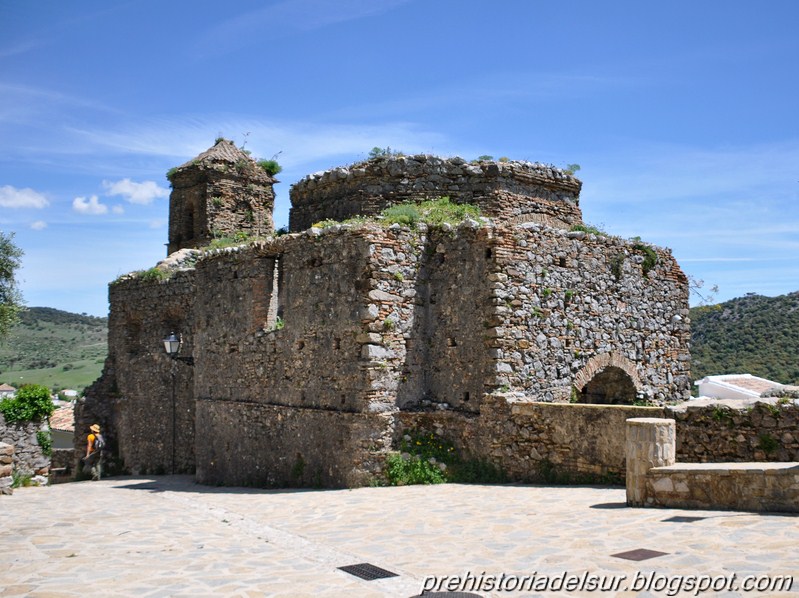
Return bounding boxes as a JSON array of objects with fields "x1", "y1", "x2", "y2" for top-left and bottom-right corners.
[{"x1": 572, "y1": 352, "x2": 641, "y2": 405}]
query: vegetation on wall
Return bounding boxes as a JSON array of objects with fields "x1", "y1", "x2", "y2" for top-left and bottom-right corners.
[
  {"x1": 368, "y1": 146, "x2": 404, "y2": 159},
  {"x1": 257, "y1": 159, "x2": 282, "y2": 177},
  {"x1": 313, "y1": 196, "x2": 482, "y2": 231},
  {"x1": 690, "y1": 291, "x2": 799, "y2": 385}
]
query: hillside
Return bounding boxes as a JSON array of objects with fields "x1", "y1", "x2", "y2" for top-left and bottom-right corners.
[
  {"x1": 690, "y1": 291, "x2": 799, "y2": 385},
  {"x1": 0, "y1": 295, "x2": 796, "y2": 393},
  {"x1": 0, "y1": 307, "x2": 107, "y2": 392}
]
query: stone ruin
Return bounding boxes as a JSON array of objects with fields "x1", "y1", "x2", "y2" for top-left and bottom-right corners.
[{"x1": 78, "y1": 139, "x2": 693, "y2": 487}]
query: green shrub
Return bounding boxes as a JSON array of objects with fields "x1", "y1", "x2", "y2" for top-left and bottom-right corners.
[
  {"x1": 632, "y1": 242, "x2": 658, "y2": 275},
  {"x1": 137, "y1": 267, "x2": 170, "y2": 283},
  {"x1": 414, "y1": 196, "x2": 480, "y2": 226},
  {"x1": 385, "y1": 453, "x2": 446, "y2": 485},
  {"x1": 207, "y1": 231, "x2": 251, "y2": 250},
  {"x1": 382, "y1": 203, "x2": 420, "y2": 227},
  {"x1": 368, "y1": 146, "x2": 404, "y2": 159},
  {"x1": 0, "y1": 384, "x2": 55, "y2": 423},
  {"x1": 11, "y1": 470, "x2": 33, "y2": 488},
  {"x1": 388, "y1": 429, "x2": 506, "y2": 485},
  {"x1": 257, "y1": 159, "x2": 282, "y2": 177},
  {"x1": 570, "y1": 223, "x2": 607, "y2": 236}
]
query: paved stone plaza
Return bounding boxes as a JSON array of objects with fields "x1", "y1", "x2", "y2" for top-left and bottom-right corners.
[{"x1": 1, "y1": 476, "x2": 796, "y2": 597}]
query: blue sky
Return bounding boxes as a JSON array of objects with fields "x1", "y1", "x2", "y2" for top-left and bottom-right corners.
[{"x1": 1, "y1": 0, "x2": 797, "y2": 316}]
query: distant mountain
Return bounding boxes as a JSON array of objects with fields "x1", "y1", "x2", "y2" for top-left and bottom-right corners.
[
  {"x1": 0, "y1": 307, "x2": 107, "y2": 392},
  {"x1": 1, "y1": 296, "x2": 797, "y2": 393},
  {"x1": 690, "y1": 291, "x2": 799, "y2": 385}
]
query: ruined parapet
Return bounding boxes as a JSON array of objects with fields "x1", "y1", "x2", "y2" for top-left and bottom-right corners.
[
  {"x1": 289, "y1": 155, "x2": 583, "y2": 232},
  {"x1": 167, "y1": 139, "x2": 276, "y2": 254}
]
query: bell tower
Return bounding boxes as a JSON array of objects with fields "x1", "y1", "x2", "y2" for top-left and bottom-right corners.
[{"x1": 166, "y1": 139, "x2": 276, "y2": 254}]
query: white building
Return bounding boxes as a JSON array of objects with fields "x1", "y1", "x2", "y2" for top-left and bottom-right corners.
[{"x1": 694, "y1": 374, "x2": 784, "y2": 401}]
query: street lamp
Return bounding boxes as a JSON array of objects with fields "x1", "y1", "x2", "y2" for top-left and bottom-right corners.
[
  {"x1": 162, "y1": 332, "x2": 192, "y2": 475},
  {"x1": 163, "y1": 332, "x2": 181, "y2": 356}
]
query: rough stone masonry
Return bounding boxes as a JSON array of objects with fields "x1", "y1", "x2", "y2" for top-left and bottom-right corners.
[{"x1": 79, "y1": 141, "x2": 696, "y2": 487}]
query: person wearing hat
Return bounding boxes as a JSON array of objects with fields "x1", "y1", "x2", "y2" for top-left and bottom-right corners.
[{"x1": 84, "y1": 424, "x2": 105, "y2": 481}]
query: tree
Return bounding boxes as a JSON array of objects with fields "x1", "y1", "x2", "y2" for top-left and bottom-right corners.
[
  {"x1": 0, "y1": 231, "x2": 24, "y2": 341},
  {"x1": 0, "y1": 383, "x2": 54, "y2": 423}
]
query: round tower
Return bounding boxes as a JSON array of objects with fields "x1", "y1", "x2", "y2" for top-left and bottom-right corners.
[
  {"x1": 289, "y1": 154, "x2": 582, "y2": 232},
  {"x1": 166, "y1": 139, "x2": 276, "y2": 255}
]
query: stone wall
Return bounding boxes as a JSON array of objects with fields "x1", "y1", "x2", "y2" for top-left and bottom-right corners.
[
  {"x1": 85, "y1": 219, "x2": 695, "y2": 486},
  {"x1": 196, "y1": 400, "x2": 392, "y2": 487},
  {"x1": 492, "y1": 225, "x2": 691, "y2": 403},
  {"x1": 626, "y1": 417, "x2": 799, "y2": 513},
  {"x1": 397, "y1": 398, "x2": 799, "y2": 486},
  {"x1": 0, "y1": 442, "x2": 12, "y2": 494},
  {"x1": 49, "y1": 448, "x2": 75, "y2": 483},
  {"x1": 289, "y1": 156, "x2": 582, "y2": 232},
  {"x1": 644, "y1": 463, "x2": 799, "y2": 513},
  {"x1": 399, "y1": 398, "x2": 664, "y2": 483},
  {"x1": 670, "y1": 401, "x2": 799, "y2": 462},
  {"x1": 79, "y1": 269, "x2": 196, "y2": 475},
  {"x1": 0, "y1": 414, "x2": 50, "y2": 480}
]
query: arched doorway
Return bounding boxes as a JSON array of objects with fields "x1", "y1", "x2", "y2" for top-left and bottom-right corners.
[
  {"x1": 572, "y1": 352, "x2": 642, "y2": 405},
  {"x1": 578, "y1": 366, "x2": 638, "y2": 404}
]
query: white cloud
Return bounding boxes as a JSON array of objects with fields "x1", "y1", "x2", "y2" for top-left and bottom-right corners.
[
  {"x1": 112, "y1": 205, "x2": 125, "y2": 214},
  {"x1": 148, "y1": 219, "x2": 166, "y2": 229},
  {"x1": 0, "y1": 185, "x2": 49, "y2": 208},
  {"x1": 72, "y1": 117, "x2": 448, "y2": 171},
  {"x1": 72, "y1": 195, "x2": 108, "y2": 215},
  {"x1": 198, "y1": 0, "x2": 412, "y2": 54},
  {"x1": 103, "y1": 178, "x2": 169, "y2": 205},
  {"x1": 30, "y1": 220, "x2": 47, "y2": 230}
]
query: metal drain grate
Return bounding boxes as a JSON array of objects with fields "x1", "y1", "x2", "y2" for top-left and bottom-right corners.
[
  {"x1": 663, "y1": 516, "x2": 707, "y2": 523},
  {"x1": 611, "y1": 548, "x2": 669, "y2": 561},
  {"x1": 338, "y1": 563, "x2": 398, "y2": 581}
]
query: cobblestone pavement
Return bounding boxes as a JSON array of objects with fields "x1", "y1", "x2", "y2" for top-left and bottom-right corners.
[{"x1": 1, "y1": 476, "x2": 797, "y2": 597}]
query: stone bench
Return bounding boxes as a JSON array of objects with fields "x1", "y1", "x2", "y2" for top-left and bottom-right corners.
[{"x1": 626, "y1": 418, "x2": 799, "y2": 513}]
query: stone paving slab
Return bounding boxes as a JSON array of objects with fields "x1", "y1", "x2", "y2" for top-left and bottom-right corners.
[{"x1": 0, "y1": 476, "x2": 797, "y2": 597}]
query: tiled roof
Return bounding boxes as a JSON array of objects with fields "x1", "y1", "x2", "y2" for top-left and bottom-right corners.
[
  {"x1": 50, "y1": 404, "x2": 75, "y2": 432},
  {"x1": 0, "y1": 383, "x2": 16, "y2": 392},
  {"x1": 178, "y1": 139, "x2": 255, "y2": 169}
]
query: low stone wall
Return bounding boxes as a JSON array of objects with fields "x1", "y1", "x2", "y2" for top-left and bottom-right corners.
[
  {"x1": 0, "y1": 414, "x2": 50, "y2": 479},
  {"x1": 49, "y1": 448, "x2": 75, "y2": 483},
  {"x1": 626, "y1": 418, "x2": 799, "y2": 513},
  {"x1": 646, "y1": 463, "x2": 799, "y2": 513},
  {"x1": 669, "y1": 401, "x2": 799, "y2": 462},
  {"x1": 399, "y1": 398, "x2": 665, "y2": 483},
  {"x1": 398, "y1": 399, "x2": 799, "y2": 487},
  {"x1": 0, "y1": 442, "x2": 13, "y2": 495}
]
